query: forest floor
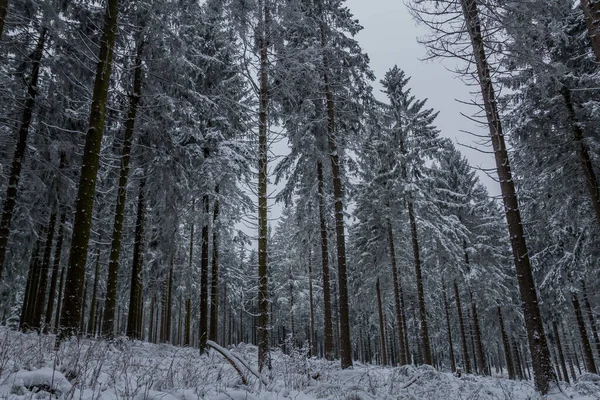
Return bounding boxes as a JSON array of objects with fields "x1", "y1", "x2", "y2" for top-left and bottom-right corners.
[{"x1": 0, "y1": 328, "x2": 598, "y2": 400}]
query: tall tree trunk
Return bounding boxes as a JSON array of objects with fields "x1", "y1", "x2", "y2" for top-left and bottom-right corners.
[
  {"x1": 316, "y1": 0, "x2": 352, "y2": 368},
  {"x1": 20, "y1": 233, "x2": 43, "y2": 331},
  {"x1": 470, "y1": 290, "x2": 487, "y2": 375},
  {"x1": 185, "y1": 298, "x2": 191, "y2": 346},
  {"x1": 149, "y1": 292, "x2": 155, "y2": 343},
  {"x1": 0, "y1": 0, "x2": 7, "y2": 41},
  {"x1": 581, "y1": 0, "x2": 600, "y2": 62},
  {"x1": 79, "y1": 279, "x2": 88, "y2": 334},
  {"x1": 45, "y1": 211, "x2": 66, "y2": 331},
  {"x1": 0, "y1": 28, "x2": 46, "y2": 280},
  {"x1": 87, "y1": 249, "x2": 100, "y2": 336},
  {"x1": 498, "y1": 307, "x2": 515, "y2": 380},
  {"x1": 442, "y1": 279, "x2": 456, "y2": 373},
  {"x1": 61, "y1": 0, "x2": 121, "y2": 338},
  {"x1": 289, "y1": 268, "x2": 295, "y2": 347},
  {"x1": 54, "y1": 265, "x2": 65, "y2": 332},
  {"x1": 582, "y1": 281, "x2": 600, "y2": 359},
  {"x1": 376, "y1": 278, "x2": 388, "y2": 366},
  {"x1": 102, "y1": 39, "x2": 144, "y2": 336},
  {"x1": 257, "y1": 0, "x2": 271, "y2": 372},
  {"x1": 454, "y1": 280, "x2": 472, "y2": 374},
  {"x1": 199, "y1": 193, "x2": 210, "y2": 351},
  {"x1": 308, "y1": 247, "x2": 317, "y2": 357},
  {"x1": 560, "y1": 85, "x2": 600, "y2": 228},
  {"x1": 572, "y1": 293, "x2": 597, "y2": 373},
  {"x1": 387, "y1": 220, "x2": 407, "y2": 365},
  {"x1": 407, "y1": 201, "x2": 431, "y2": 365},
  {"x1": 166, "y1": 255, "x2": 173, "y2": 342},
  {"x1": 317, "y1": 161, "x2": 334, "y2": 359},
  {"x1": 459, "y1": 0, "x2": 553, "y2": 392},
  {"x1": 553, "y1": 320, "x2": 570, "y2": 384},
  {"x1": 127, "y1": 178, "x2": 146, "y2": 339},
  {"x1": 562, "y1": 322, "x2": 578, "y2": 380},
  {"x1": 209, "y1": 189, "x2": 220, "y2": 342},
  {"x1": 32, "y1": 211, "x2": 57, "y2": 330}
]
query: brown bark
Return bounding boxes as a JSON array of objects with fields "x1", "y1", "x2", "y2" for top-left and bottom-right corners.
[
  {"x1": 87, "y1": 249, "x2": 100, "y2": 336},
  {"x1": 209, "y1": 190, "x2": 220, "y2": 342},
  {"x1": 560, "y1": 85, "x2": 600, "y2": 228},
  {"x1": 0, "y1": 28, "x2": 46, "y2": 280},
  {"x1": 316, "y1": 0, "x2": 352, "y2": 368},
  {"x1": 45, "y1": 211, "x2": 66, "y2": 331},
  {"x1": 317, "y1": 161, "x2": 334, "y2": 360},
  {"x1": 498, "y1": 307, "x2": 515, "y2": 380},
  {"x1": 443, "y1": 279, "x2": 456, "y2": 372},
  {"x1": 387, "y1": 220, "x2": 407, "y2": 365},
  {"x1": 376, "y1": 278, "x2": 388, "y2": 366},
  {"x1": 79, "y1": 279, "x2": 88, "y2": 334},
  {"x1": 61, "y1": 0, "x2": 120, "y2": 338},
  {"x1": 572, "y1": 293, "x2": 597, "y2": 373},
  {"x1": 126, "y1": 178, "x2": 146, "y2": 339},
  {"x1": 256, "y1": 0, "x2": 271, "y2": 372},
  {"x1": 459, "y1": 0, "x2": 554, "y2": 392},
  {"x1": 102, "y1": 39, "x2": 144, "y2": 337},
  {"x1": 454, "y1": 280, "x2": 472, "y2": 373},
  {"x1": 553, "y1": 320, "x2": 570, "y2": 383},
  {"x1": 581, "y1": 0, "x2": 600, "y2": 62}
]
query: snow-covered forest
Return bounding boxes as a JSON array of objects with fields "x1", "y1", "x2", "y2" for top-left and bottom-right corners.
[{"x1": 1, "y1": 0, "x2": 600, "y2": 398}]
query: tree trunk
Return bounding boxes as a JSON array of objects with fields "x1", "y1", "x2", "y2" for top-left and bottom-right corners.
[
  {"x1": 32, "y1": 211, "x2": 57, "y2": 330},
  {"x1": 562, "y1": 322, "x2": 578, "y2": 380},
  {"x1": 572, "y1": 293, "x2": 597, "y2": 373},
  {"x1": 45, "y1": 211, "x2": 66, "y2": 331},
  {"x1": 560, "y1": 85, "x2": 600, "y2": 228},
  {"x1": 407, "y1": 201, "x2": 431, "y2": 365},
  {"x1": 102, "y1": 39, "x2": 144, "y2": 337},
  {"x1": 582, "y1": 281, "x2": 600, "y2": 359},
  {"x1": 376, "y1": 278, "x2": 388, "y2": 366},
  {"x1": 317, "y1": 0, "x2": 352, "y2": 368},
  {"x1": 166, "y1": 255, "x2": 174, "y2": 342},
  {"x1": 87, "y1": 249, "x2": 100, "y2": 336},
  {"x1": 54, "y1": 265, "x2": 65, "y2": 332},
  {"x1": 454, "y1": 280, "x2": 472, "y2": 374},
  {"x1": 209, "y1": 189, "x2": 220, "y2": 342},
  {"x1": 20, "y1": 233, "x2": 43, "y2": 331},
  {"x1": 442, "y1": 279, "x2": 456, "y2": 373},
  {"x1": 459, "y1": 0, "x2": 554, "y2": 392},
  {"x1": 0, "y1": 0, "x2": 7, "y2": 41},
  {"x1": 387, "y1": 220, "x2": 407, "y2": 365},
  {"x1": 79, "y1": 279, "x2": 88, "y2": 334},
  {"x1": 199, "y1": 192, "x2": 210, "y2": 351},
  {"x1": 317, "y1": 161, "x2": 334, "y2": 360},
  {"x1": 257, "y1": 0, "x2": 271, "y2": 372},
  {"x1": 127, "y1": 178, "x2": 146, "y2": 339},
  {"x1": 185, "y1": 298, "x2": 191, "y2": 346},
  {"x1": 308, "y1": 247, "x2": 317, "y2": 357},
  {"x1": 0, "y1": 28, "x2": 46, "y2": 280},
  {"x1": 581, "y1": 0, "x2": 600, "y2": 62},
  {"x1": 470, "y1": 290, "x2": 487, "y2": 375},
  {"x1": 498, "y1": 307, "x2": 515, "y2": 380},
  {"x1": 553, "y1": 320, "x2": 570, "y2": 384},
  {"x1": 61, "y1": 0, "x2": 120, "y2": 338}
]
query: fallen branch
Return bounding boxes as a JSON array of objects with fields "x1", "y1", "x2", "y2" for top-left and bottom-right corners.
[{"x1": 205, "y1": 341, "x2": 248, "y2": 385}]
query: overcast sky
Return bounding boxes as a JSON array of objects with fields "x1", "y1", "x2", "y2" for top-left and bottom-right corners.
[{"x1": 344, "y1": 0, "x2": 500, "y2": 195}]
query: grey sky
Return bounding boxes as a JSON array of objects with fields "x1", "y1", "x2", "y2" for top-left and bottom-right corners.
[{"x1": 345, "y1": 0, "x2": 500, "y2": 195}]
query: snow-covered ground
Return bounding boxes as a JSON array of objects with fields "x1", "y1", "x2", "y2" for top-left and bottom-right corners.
[{"x1": 0, "y1": 328, "x2": 598, "y2": 400}]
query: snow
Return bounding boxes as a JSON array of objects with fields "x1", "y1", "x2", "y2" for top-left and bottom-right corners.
[{"x1": 0, "y1": 328, "x2": 599, "y2": 400}]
